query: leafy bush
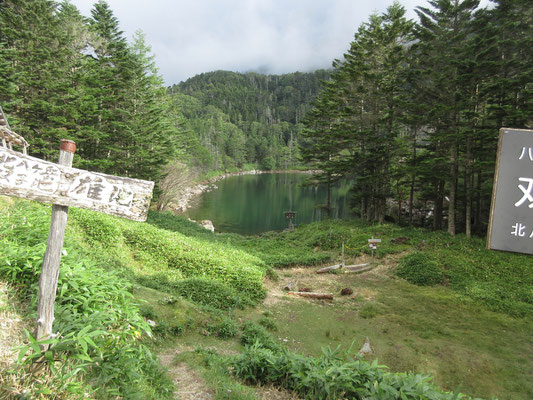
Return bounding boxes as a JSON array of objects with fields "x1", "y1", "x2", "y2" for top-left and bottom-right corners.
[
  {"x1": 0, "y1": 201, "x2": 173, "y2": 399},
  {"x1": 240, "y1": 322, "x2": 280, "y2": 351},
  {"x1": 206, "y1": 317, "x2": 239, "y2": 338},
  {"x1": 70, "y1": 208, "x2": 123, "y2": 247},
  {"x1": 232, "y1": 343, "x2": 474, "y2": 400},
  {"x1": 120, "y1": 221, "x2": 267, "y2": 301},
  {"x1": 153, "y1": 277, "x2": 253, "y2": 310},
  {"x1": 258, "y1": 315, "x2": 278, "y2": 331},
  {"x1": 396, "y1": 252, "x2": 443, "y2": 286}
]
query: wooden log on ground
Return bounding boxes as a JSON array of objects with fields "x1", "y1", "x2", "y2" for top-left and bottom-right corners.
[
  {"x1": 344, "y1": 264, "x2": 373, "y2": 274},
  {"x1": 316, "y1": 263, "x2": 342, "y2": 274},
  {"x1": 288, "y1": 291, "x2": 333, "y2": 300}
]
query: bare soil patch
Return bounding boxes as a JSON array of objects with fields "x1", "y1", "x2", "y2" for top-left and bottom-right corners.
[{"x1": 159, "y1": 347, "x2": 214, "y2": 400}]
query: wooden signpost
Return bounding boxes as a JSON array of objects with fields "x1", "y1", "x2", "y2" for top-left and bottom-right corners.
[
  {"x1": 284, "y1": 211, "x2": 296, "y2": 230},
  {"x1": 0, "y1": 133, "x2": 154, "y2": 343}
]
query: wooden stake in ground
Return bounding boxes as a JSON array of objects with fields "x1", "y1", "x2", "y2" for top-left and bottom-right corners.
[{"x1": 35, "y1": 140, "x2": 75, "y2": 342}]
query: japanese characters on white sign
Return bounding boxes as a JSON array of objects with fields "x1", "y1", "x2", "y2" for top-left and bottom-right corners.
[
  {"x1": 488, "y1": 128, "x2": 533, "y2": 254},
  {"x1": 0, "y1": 146, "x2": 154, "y2": 221}
]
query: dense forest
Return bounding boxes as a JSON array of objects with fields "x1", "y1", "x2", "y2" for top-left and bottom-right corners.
[
  {"x1": 0, "y1": 0, "x2": 329, "y2": 185},
  {"x1": 168, "y1": 70, "x2": 330, "y2": 171},
  {"x1": 302, "y1": 0, "x2": 532, "y2": 236},
  {"x1": 0, "y1": 0, "x2": 182, "y2": 182},
  {"x1": 1, "y1": 0, "x2": 532, "y2": 236}
]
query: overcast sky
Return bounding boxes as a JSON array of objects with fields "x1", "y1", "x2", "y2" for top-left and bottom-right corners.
[{"x1": 69, "y1": 0, "x2": 492, "y2": 86}]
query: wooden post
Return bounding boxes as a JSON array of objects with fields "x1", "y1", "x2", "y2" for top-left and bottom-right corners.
[{"x1": 35, "y1": 140, "x2": 76, "y2": 342}]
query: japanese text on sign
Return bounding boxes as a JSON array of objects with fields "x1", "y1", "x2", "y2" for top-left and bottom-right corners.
[
  {"x1": 0, "y1": 147, "x2": 153, "y2": 221},
  {"x1": 488, "y1": 128, "x2": 533, "y2": 254}
]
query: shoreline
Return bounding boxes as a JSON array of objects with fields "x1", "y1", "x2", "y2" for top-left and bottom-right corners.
[{"x1": 170, "y1": 169, "x2": 320, "y2": 213}]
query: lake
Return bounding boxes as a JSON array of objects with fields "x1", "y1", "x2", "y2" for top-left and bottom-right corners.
[{"x1": 184, "y1": 172, "x2": 352, "y2": 235}]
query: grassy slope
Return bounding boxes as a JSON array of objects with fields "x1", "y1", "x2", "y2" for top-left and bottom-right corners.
[
  {"x1": 1, "y1": 198, "x2": 532, "y2": 399},
  {"x1": 146, "y1": 212, "x2": 532, "y2": 400}
]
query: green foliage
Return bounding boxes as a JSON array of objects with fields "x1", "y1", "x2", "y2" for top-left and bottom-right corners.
[
  {"x1": 69, "y1": 208, "x2": 122, "y2": 247},
  {"x1": 240, "y1": 322, "x2": 280, "y2": 352},
  {"x1": 169, "y1": 70, "x2": 329, "y2": 171},
  {"x1": 0, "y1": 202, "x2": 173, "y2": 398},
  {"x1": 232, "y1": 343, "x2": 474, "y2": 400},
  {"x1": 301, "y1": 0, "x2": 533, "y2": 236},
  {"x1": 396, "y1": 252, "x2": 443, "y2": 286},
  {"x1": 257, "y1": 315, "x2": 278, "y2": 331},
  {"x1": 207, "y1": 316, "x2": 239, "y2": 339},
  {"x1": 170, "y1": 278, "x2": 251, "y2": 310}
]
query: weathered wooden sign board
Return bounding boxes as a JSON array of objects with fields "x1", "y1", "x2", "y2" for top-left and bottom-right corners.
[
  {"x1": 1, "y1": 135, "x2": 155, "y2": 345},
  {"x1": 487, "y1": 128, "x2": 533, "y2": 255},
  {"x1": 0, "y1": 146, "x2": 154, "y2": 221}
]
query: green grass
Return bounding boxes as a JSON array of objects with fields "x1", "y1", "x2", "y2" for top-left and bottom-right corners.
[
  {"x1": 262, "y1": 277, "x2": 532, "y2": 400},
  {"x1": 147, "y1": 211, "x2": 533, "y2": 318},
  {"x1": 2, "y1": 197, "x2": 532, "y2": 399}
]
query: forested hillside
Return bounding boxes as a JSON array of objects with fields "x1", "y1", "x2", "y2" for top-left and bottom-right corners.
[
  {"x1": 0, "y1": 0, "x2": 330, "y2": 190},
  {"x1": 168, "y1": 70, "x2": 330, "y2": 171},
  {"x1": 302, "y1": 0, "x2": 532, "y2": 236},
  {"x1": 0, "y1": 0, "x2": 188, "y2": 183}
]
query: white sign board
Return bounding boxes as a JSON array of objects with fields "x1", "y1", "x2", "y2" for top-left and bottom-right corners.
[
  {"x1": 0, "y1": 147, "x2": 154, "y2": 221},
  {"x1": 488, "y1": 128, "x2": 533, "y2": 254}
]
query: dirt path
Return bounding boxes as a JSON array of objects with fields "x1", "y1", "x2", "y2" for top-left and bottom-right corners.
[
  {"x1": 159, "y1": 347, "x2": 214, "y2": 400},
  {"x1": 158, "y1": 254, "x2": 403, "y2": 399}
]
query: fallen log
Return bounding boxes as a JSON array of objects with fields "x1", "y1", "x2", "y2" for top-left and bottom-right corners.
[
  {"x1": 288, "y1": 291, "x2": 333, "y2": 300},
  {"x1": 344, "y1": 264, "x2": 373, "y2": 274},
  {"x1": 316, "y1": 263, "x2": 342, "y2": 274}
]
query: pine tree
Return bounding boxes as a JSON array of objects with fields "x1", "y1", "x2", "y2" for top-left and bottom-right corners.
[
  {"x1": 0, "y1": 0, "x2": 80, "y2": 159},
  {"x1": 413, "y1": 0, "x2": 481, "y2": 235},
  {"x1": 125, "y1": 30, "x2": 177, "y2": 180},
  {"x1": 78, "y1": 0, "x2": 133, "y2": 174},
  {"x1": 302, "y1": 2, "x2": 413, "y2": 223}
]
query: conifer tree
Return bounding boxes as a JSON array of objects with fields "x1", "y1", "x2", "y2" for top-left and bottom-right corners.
[
  {"x1": 413, "y1": 0, "x2": 480, "y2": 235},
  {"x1": 0, "y1": 0, "x2": 79, "y2": 159},
  {"x1": 79, "y1": 0, "x2": 133, "y2": 174}
]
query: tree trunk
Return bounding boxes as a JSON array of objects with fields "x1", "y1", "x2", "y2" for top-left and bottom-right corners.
[
  {"x1": 448, "y1": 139, "x2": 458, "y2": 236},
  {"x1": 465, "y1": 130, "x2": 473, "y2": 238},
  {"x1": 434, "y1": 179, "x2": 444, "y2": 230}
]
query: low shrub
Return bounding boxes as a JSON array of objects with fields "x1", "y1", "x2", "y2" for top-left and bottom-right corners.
[
  {"x1": 0, "y1": 201, "x2": 173, "y2": 399},
  {"x1": 258, "y1": 315, "x2": 278, "y2": 331},
  {"x1": 206, "y1": 317, "x2": 239, "y2": 338},
  {"x1": 396, "y1": 252, "x2": 443, "y2": 286},
  {"x1": 70, "y1": 208, "x2": 123, "y2": 247},
  {"x1": 232, "y1": 343, "x2": 474, "y2": 400},
  {"x1": 121, "y1": 222, "x2": 267, "y2": 301},
  {"x1": 240, "y1": 322, "x2": 280, "y2": 351},
  {"x1": 171, "y1": 278, "x2": 252, "y2": 310}
]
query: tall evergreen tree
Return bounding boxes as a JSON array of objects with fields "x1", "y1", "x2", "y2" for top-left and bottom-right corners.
[
  {"x1": 0, "y1": 0, "x2": 79, "y2": 158},
  {"x1": 413, "y1": 0, "x2": 480, "y2": 235}
]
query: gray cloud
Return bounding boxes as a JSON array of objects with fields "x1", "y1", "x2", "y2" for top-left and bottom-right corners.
[{"x1": 70, "y1": 0, "x2": 492, "y2": 85}]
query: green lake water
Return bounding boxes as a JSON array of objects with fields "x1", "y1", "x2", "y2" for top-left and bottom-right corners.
[{"x1": 184, "y1": 173, "x2": 352, "y2": 235}]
